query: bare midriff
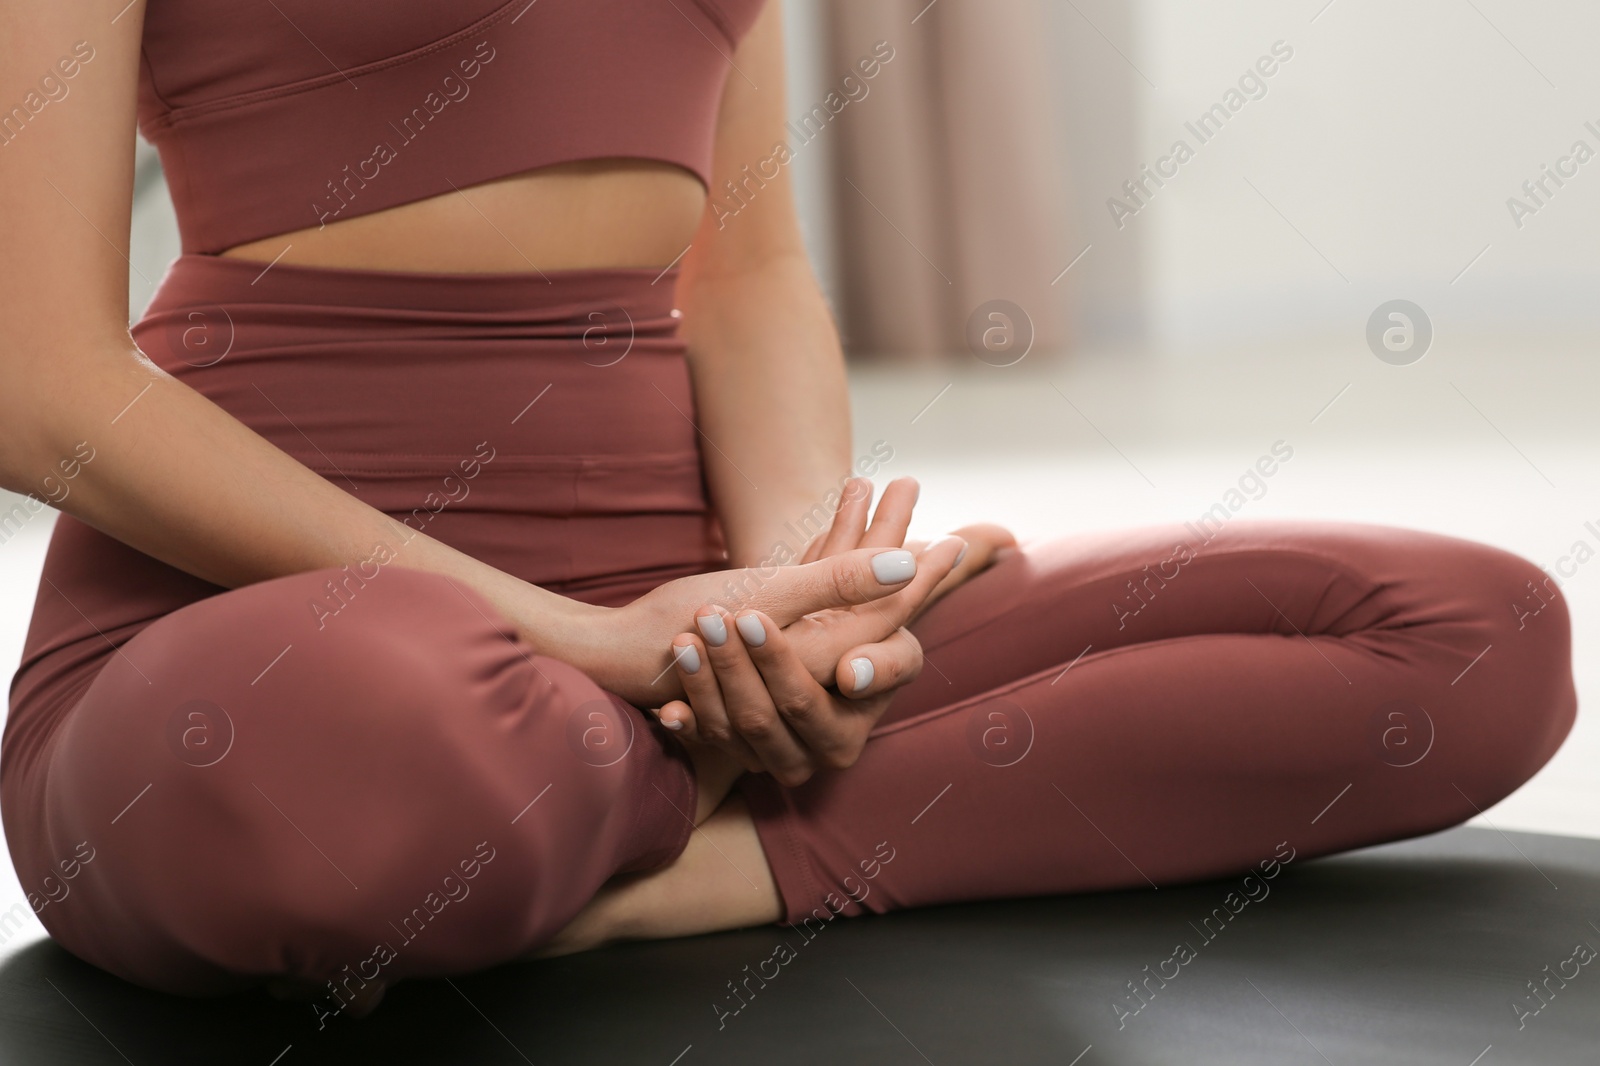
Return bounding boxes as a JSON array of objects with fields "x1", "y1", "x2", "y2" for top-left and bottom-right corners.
[{"x1": 217, "y1": 159, "x2": 706, "y2": 274}]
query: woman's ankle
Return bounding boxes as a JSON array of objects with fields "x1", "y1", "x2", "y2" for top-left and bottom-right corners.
[
  {"x1": 612, "y1": 792, "x2": 783, "y2": 940},
  {"x1": 532, "y1": 788, "x2": 781, "y2": 958}
]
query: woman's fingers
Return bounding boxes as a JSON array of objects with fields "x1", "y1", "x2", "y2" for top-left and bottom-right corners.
[
  {"x1": 756, "y1": 543, "x2": 926, "y2": 625},
  {"x1": 655, "y1": 640, "x2": 704, "y2": 738},
  {"x1": 774, "y1": 534, "x2": 966, "y2": 687},
  {"x1": 693, "y1": 606, "x2": 814, "y2": 783},
  {"x1": 654, "y1": 698, "x2": 696, "y2": 738},
  {"x1": 859, "y1": 476, "x2": 919, "y2": 549},
  {"x1": 735, "y1": 608, "x2": 867, "y2": 775},
  {"x1": 804, "y1": 476, "x2": 876, "y2": 563},
  {"x1": 830, "y1": 534, "x2": 966, "y2": 641},
  {"x1": 834, "y1": 626, "x2": 924, "y2": 700},
  {"x1": 801, "y1": 474, "x2": 919, "y2": 564},
  {"x1": 861, "y1": 534, "x2": 967, "y2": 622},
  {"x1": 667, "y1": 629, "x2": 762, "y2": 772}
]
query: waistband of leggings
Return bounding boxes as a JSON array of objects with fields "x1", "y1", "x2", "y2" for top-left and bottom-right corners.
[
  {"x1": 130, "y1": 255, "x2": 707, "y2": 521},
  {"x1": 145, "y1": 253, "x2": 683, "y2": 320}
]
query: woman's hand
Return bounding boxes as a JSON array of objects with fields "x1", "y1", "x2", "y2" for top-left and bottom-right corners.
[
  {"x1": 559, "y1": 539, "x2": 960, "y2": 708},
  {"x1": 643, "y1": 477, "x2": 1017, "y2": 781},
  {"x1": 655, "y1": 602, "x2": 925, "y2": 786},
  {"x1": 797, "y1": 476, "x2": 1018, "y2": 627}
]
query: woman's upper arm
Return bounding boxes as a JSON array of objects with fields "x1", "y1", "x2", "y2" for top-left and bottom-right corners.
[
  {"x1": 1, "y1": 1, "x2": 144, "y2": 448},
  {"x1": 678, "y1": 0, "x2": 809, "y2": 287}
]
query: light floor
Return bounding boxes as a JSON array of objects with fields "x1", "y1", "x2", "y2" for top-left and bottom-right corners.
[{"x1": 1, "y1": 338, "x2": 1595, "y2": 963}]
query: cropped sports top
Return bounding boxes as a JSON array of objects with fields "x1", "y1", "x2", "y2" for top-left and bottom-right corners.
[{"x1": 136, "y1": 0, "x2": 767, "y2": 254}]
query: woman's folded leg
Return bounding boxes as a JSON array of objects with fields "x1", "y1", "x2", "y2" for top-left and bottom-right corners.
[
  {"x1": 11, "y1": 565, "x2": 698, "y2": 1004},
  {"x1": 738, "y1": 519, "x2": 1577, "y2": 925}
]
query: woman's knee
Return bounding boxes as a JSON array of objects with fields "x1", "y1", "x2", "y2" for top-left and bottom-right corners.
[
  {"x1": 44, "y1": 566, "x2": 626, "y2": 990},
  {"x1": 1461, "y1": 541, "x2": 1574, "y2": 732},
  {"x1": 1414, "y1": 540, "x2": 1576, "y2": 813}
]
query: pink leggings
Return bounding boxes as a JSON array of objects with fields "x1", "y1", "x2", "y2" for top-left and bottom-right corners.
[{"x1": 2, "y1": 257, "x2": 1576, "y2": 1001}]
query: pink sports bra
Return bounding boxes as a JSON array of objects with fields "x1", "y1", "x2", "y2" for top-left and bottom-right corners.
[{"x1": 136, "y1": 0, "x2": 767, "y2": 254}]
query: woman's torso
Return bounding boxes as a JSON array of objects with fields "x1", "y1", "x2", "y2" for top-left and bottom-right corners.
[
  {"x1": 6, "y1": 0, "x2": 772, "y2": 774},
  {"x1": 219, "y1": 159, "x2": 707, "y2": 273},
  {"x1": 136, "y1": 0, "x2": 769, "y2": 271}
]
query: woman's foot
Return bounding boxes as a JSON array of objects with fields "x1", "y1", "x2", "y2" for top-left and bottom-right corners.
[{"x1": 903, "y1": 522, "x2": 1018, "y2": 624}]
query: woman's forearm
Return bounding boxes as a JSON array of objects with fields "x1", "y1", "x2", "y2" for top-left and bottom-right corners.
[
  {"x1": 5, "y1": 343, "x2": 596, "y2": 654},
  {"x1": 679, "y1": 252, "x2": 853, "y2": 568},
  {"x1": 0, "y1": 3, "x2": 605, "y2": 675}
]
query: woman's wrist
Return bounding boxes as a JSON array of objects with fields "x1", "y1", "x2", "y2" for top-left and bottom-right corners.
[
  {"x1": 512, "y1": 592, "x2": 667, "y2": 706},
  {"x1": 528, "y1": 595, "x2": 612, "y2": 666}
]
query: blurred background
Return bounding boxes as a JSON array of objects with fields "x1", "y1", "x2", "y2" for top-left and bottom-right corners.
[{"x1": 4, "y1": 0, "x2": 1597, "y2": 907}]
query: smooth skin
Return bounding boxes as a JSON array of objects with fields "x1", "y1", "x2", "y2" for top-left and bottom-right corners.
[{"x1": 0, "y1": 0, "x2": 1015, "y2": 984}]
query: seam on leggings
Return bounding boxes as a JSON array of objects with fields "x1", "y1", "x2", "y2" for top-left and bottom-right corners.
[
  {"x1": 773, "y1": 793, "x2": 825, "y2": 922},
  {"x1": 741, "y1": 776, "x2": 826, "y2": 925},
  {"x1": 666, "y1": 746, "x2": 696, "y2": 862},
  {"x1": 622, "y1": 702, "x2": 696, "y2": 871},
  {"x1": 916, "y1": 543, "x2": 1399, "y2": 660}
]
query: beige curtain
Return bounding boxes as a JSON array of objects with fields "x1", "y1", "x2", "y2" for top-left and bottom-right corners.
[{"x1": 820, "y1": 0, "x2": 1070, "y2": 362}]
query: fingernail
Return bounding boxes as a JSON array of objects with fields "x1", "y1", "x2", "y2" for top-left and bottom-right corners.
[
  {"x1": 696, "y1": 610, "x2": 727, "y2": 646},
  {"x1": 871, "y1": 549, "x2": 916, "y2": 584},
  {"x1": 674, "y1": 644, "x2": 701, "y2": 674},
  {"x1": 664, "y1": 718, "x2": 683, "y2": 732},
  {"x1": 953, "y1": 538, "x2": 968, "y2": 567},
  {"x1": 850, "y1": 657, "x2": 874, "y2": 693},
  {"x1": 736, "y1": 613, "x2": 767, "y2": 647}
]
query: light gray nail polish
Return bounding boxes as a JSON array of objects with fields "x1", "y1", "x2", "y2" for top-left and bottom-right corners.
[
  {"x1": 736, "y1": 613, "x2": 767, "y2": 647},
  {"x1": 954, "y1": 540, "x2": 968, "y2": 566},
  {"x1": 850, "y1": 657, "x2": 874, "y2": 693},
  {"x1": 871, "y1": 549, "x2": 916, "y2": 584},
  {"x1": 665, "y1": 718, "x2": 683, "y2": 731},
  {"x1": 696, "y1": 612, "x2": 727, "y2": 646},
  {"x1": 675, "y1": 644, "x2": 701, "y2": 673}
]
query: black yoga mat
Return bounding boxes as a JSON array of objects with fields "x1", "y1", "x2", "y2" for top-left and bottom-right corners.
[{"x1": 1, "y1": 825, "x2": 1595, "y2": 1065}]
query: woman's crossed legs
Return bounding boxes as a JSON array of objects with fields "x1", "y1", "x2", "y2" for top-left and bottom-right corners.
[{"x1": 16, "y1": 519, "x2": 1574, "y2": 1008}]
